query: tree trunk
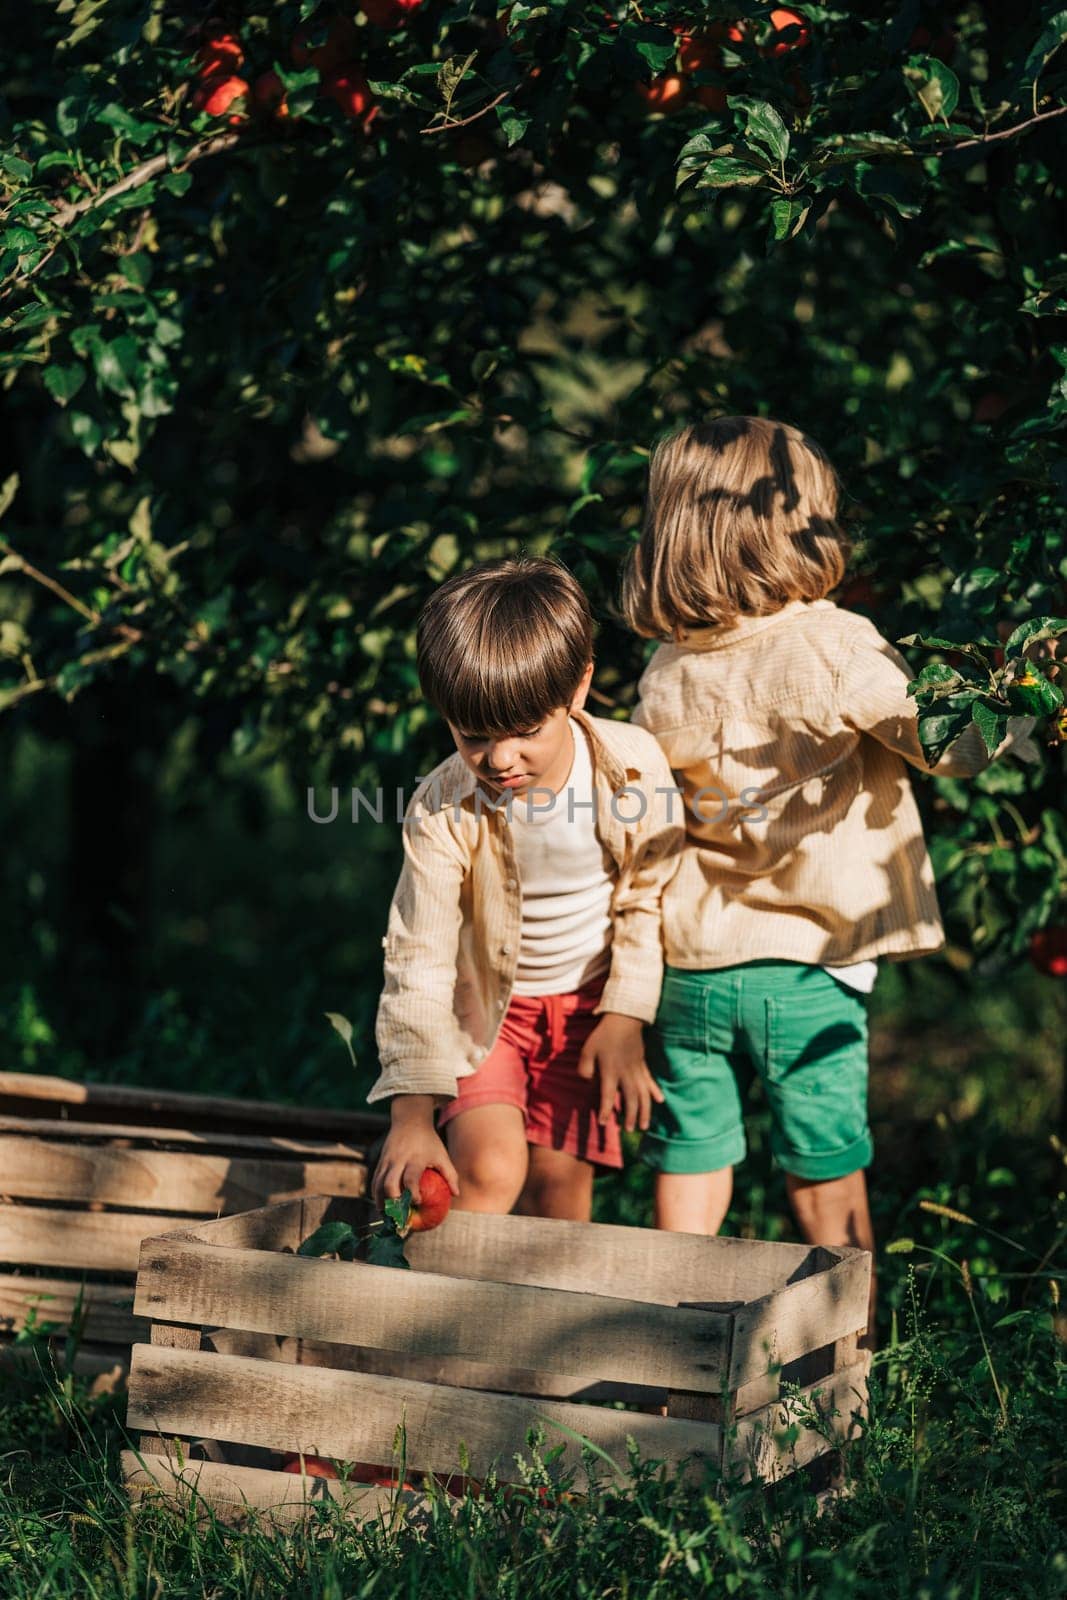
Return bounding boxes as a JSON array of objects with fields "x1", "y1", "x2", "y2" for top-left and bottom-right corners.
[{"x1": 60, "y1": 675, "x2": 166, "y2": 1060}]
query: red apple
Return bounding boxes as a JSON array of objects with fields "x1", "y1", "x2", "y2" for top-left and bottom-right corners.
[
  {"x1": 196, "y1": 25, "x2": 244, "y2": 74},
  {"x1": 321, "y1": 66, "x2": 380, "y2": 131},
  {"x1": 280, "y1": 1452, "x2": 339, "y2": 1478},
  {"x1": 407, "y1": 1167, "x2": 453, "y2": 1232},
  {"x1": 908, "y1": 22, "x2": 958, "y2": 65},
  {"x1": 291, "y1": 13, "x2": 359, "y2": 69},
  {"x1": 360, "y1": 0, "x2": 424, "y2": 24},
  {"x1": 191, "y1": 74, "x2": 249, "y2": 120},
  {"x1": 1030, "y1": 927, "x2": 1067, "y2": 978},
  {"x1": 974, "y1": 391, "x2": 1008, "y2": 423},
  {"x1": 764, "y1": 7, "x2": 811, "y2": 56},
  {"x1": 252, "y1": 70, "x2": 289, "y2": 119},
  {"x1": 636, "y1": 73, "x2": 689, "y2": 112}
]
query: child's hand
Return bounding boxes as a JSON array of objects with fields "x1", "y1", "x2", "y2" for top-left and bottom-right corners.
[
  {"x1": 371, "y1": 1095, "x2": 461, "y2": 1211},
  {"x1": 577, "y1": 1014, "x2": 665, "y2": 1133}
]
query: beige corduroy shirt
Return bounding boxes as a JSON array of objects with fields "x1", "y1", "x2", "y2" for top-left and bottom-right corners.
[
  {"x1": 631, "y1": 599, "x2": 1033, "y2": 971},
  {"x1": 368, "y1": 709, "x2": 685, "y2": 1104}
]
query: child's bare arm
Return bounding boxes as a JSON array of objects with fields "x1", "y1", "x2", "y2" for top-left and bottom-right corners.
[{"x1": 371, "y1": 1095, "x2": 460, "y2": 1210}]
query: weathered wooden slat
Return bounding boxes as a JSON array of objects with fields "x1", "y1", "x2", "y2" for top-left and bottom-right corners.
[
  {"x1": 205, "y1": 1327, "x2": 666, "y2": 1406},
  {"x1": 725, "y1": 1359, "x2": 869, "y2": 1485},
  {"x1": 0, "y1": 1206, "x2": 203, "y2": 1273},
  {"x1": 0, "y1": 1273, "x2": 144, "y2": 1344},
  {"x1": 407, "y1": 1209, "x2": 821, "y2": 1305},
  {"x1": 134, "y1": 1237, "x2": 730, "y2": 1391},
  {"x1": 0, "y1": 1114, "x2": 373, "y2": 1161},
  {"x1": 728, "y1": 1249, "x2": 871, "y2": 1390},
  {"x1": 120, "y1": 1450, "x2": 431, "y2": 1526},
  {"x1": 186, "y1": 1196, "x2": 820, "y2": 1304},
  {"x1": 127, "y1": 1345, "x2": 721, "y2": 1483},
  {"x1": 0, "y1": 1073, "x2": 386, "y2": 1141},
  {"x1": 0, "y1": 1137, "x2": 367, "y2": 1213}
]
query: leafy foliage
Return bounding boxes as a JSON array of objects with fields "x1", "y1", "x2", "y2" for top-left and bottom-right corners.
[{"x1": 0, "y1": 0, "x2": 1065, "y2": 981}]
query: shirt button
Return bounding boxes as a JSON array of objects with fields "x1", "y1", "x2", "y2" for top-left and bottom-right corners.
[
  {"x1": 501, "y1": 944, "x2": 512, "y2": 956},
  {"x1": 505, "y1": 878, "x2": 517, "y2": 890}
]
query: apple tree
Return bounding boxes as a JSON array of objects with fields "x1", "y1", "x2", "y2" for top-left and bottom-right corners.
[{"x1": 0, "y1": 0, "x2": 1065, "y2": 1051}]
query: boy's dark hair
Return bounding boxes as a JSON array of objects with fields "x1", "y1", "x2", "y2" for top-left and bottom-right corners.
[{"x1": 416, "y1": 557, "x2": 594, "y2": 736}]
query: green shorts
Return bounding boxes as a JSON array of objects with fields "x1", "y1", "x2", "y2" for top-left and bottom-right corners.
[{"x1": 642, "y1": 961, "x2": 873, "y2": 1181}]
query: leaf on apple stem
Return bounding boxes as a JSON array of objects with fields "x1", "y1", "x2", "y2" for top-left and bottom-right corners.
[
  {"x1": 384, "y1": 1190, "x2": 413, "y2": 1232},
  {"x1": 296, "y1": 1220, "x2": 359, "y2": 1259},
  {"x1": 366, "y1": 1230, "x2": 411, "y2": 1269}
]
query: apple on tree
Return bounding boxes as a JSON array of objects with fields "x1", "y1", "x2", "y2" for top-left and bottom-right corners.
[
  {"x1": 1030, "y1": 927, "x2": 1067, "y2": 978},
  {"x1": 191, "y1": 74, "x2": 250, "y2": 121}
]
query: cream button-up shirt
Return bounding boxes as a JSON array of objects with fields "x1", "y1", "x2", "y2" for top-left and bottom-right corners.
[
  {"x1": 631, "y1": 599, "x2": 1035, "y2": 972},
  {"x1": 368, "y1": 708, "x2": 685, "y2": 1104}
]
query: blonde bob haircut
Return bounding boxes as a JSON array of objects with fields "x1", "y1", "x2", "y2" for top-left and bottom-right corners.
[{"x1": 621, "y1": 415, "x2": 850, "y2": 641}]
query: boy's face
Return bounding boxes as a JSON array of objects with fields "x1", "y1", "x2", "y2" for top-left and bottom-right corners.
[{"x1": 447, "y1": 661, "x2": 593, "y2": 799}]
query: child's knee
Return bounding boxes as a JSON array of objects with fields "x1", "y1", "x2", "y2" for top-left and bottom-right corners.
[{"x1": 454, "y1": 1142, "x2": 524, "y2": 1207}]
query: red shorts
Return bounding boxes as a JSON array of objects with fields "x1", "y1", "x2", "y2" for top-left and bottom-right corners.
[{"x1": 437, "y1": 971, "x2": 623, "y2": 1169}]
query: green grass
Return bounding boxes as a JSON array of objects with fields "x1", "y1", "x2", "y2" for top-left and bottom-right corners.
[{"x1": 2, "y1": 1190, "x2": 1064, "y2": 1599}]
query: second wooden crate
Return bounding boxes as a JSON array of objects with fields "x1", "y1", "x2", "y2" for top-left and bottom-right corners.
[
  {"x1": 122, "y1": 1195, "x2": 871, "y2": 1519},
  {"x1": 0, "y1": 1073, "x2": 385, "y2": 1375}
]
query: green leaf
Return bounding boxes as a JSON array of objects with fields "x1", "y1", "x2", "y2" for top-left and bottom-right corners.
[
  {"x1": 1024, "y1": 11, "x2": 1067, "y2": 79},
  {"x1": 906, "y1": 59, "x2": 959, "y2": 122},
  {"x1": 769, "y1": 196, "x2": 810, "y2": 239},
  {"x1": 917, "y1": 705, "x2": 973, "y2": 762},
  {"x1": 297, "y1": 1220, "x2": 358, "y2": 1258},
  {"x1": 43, "y1": 362, "x2": 86, "y2": 405},
  {"x1": 0, "y1": 473, "x2": 18, "y2": 522},
  {"x1": 1005, "y1": 669, "x2": 1064, "y2": 717},
  {"x1": 632, "y1": 27, "x2": 678, "y2": 73},
  {"x1": 908, "y1": 661, "x2": 967, "y2": 702},
  {"x1": 971, "y1": 702, "x2": 1005, "y2": 757},
  {"x1": 365, "y1": 1230, "x2": 411, "y2": 1269},
  {"x1": 854, "y1": 163, "x2": 923, "y2": 218},
  {"x1": 735, "y1": 98, "x2": 790, "y2": 164},
  {"x1": 93, "y1": 336, "x2": 139, "y2": 398},
  {"x1": 324, "y1": 1010, "x2": 357, "y2": 1067},
  {"x1": 384, "y1": 1190, "x2": 413, "y2": 1231},
  {"x1": 1003, "y1": 617, "x2": 1067, "y2": 654},
  {"x1": 95, "y1": 103, "x2": 162, "y2": 145},
  {"x1": 496, "y1": 106, "x2": 532, "y2": 147},
  {"x1": 696, "y1": 157, "x2": 767, "y2": 190},
  {"x1": 899, "y1": 633, "x2": 996, "y2": 660}
]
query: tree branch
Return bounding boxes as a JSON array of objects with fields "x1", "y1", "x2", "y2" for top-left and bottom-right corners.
[
  {"x1": 0, "y1": 542, "x2": 143, "y2": 641},
  {"x1": 49, "y1": 129, "x2": 252, "y2": 230},
  {"x1": 418, "y1": 89, "x2": 512, "y2": 136},
  {"x1": 940, "y1": 102, "x2": 1067, "y2": 153}
]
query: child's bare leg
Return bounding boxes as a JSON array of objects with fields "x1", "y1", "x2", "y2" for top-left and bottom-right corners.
[
  {"x1": 516, "y1": 1145, "x2": 594, "y2": 1222},
  {"x1": 785, "y1": 1169, "x2": 877, "y2": 1349},
  {"x1": 444, "y1": 1104, "x2": 529, "y2": 1213},
  {"x1": 654, "y1": 1166, "x2": 733, "y2": 1234}
]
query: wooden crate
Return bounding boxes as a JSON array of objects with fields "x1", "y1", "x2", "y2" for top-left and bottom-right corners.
[
  {"x1": 121, "y1": 1195, "x2": 871, "y2": 1521},
  {"x1": 0, "y1": 1073, "x2": 386, "y2": 1377}
]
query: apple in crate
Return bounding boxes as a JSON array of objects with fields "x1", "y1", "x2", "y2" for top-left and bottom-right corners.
[{"x1": 280, "y1": 1452, "x2": 338, "y2": 1478}]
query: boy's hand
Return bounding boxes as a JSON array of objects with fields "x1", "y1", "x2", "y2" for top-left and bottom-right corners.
[
  {"x1": 576, "y1": 1014, "x2": 665, "y2": 1133},
  {"x1": 371, "y1": 1095, "x2": 461, "y2": 1211}
]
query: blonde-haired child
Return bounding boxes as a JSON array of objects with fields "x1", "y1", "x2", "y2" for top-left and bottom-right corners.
[{"x1": 623, "y1": 415, "x2": 1034, "y2": 1343}]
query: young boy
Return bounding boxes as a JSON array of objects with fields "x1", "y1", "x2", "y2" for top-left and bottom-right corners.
[{"x1": 368, "y1": 556, "x2": 684, "y2": 1222}]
